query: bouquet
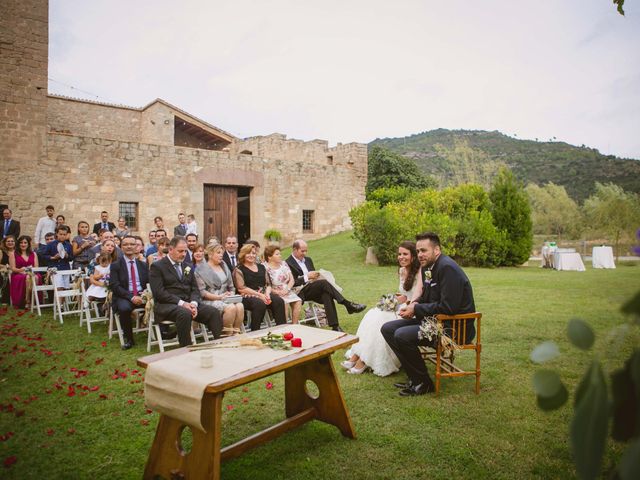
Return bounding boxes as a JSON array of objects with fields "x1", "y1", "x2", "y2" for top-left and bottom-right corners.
[
  {"x1": 376, "y1": 293, "x2": 399, "y2": 312},
  {"x1": 418, "y1": 315, "x2": 460, "y2": 354}
]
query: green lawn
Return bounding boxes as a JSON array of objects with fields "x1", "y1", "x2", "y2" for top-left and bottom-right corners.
[{"x1": 1, "y1": 232, "x2": 638, "y2": 479}]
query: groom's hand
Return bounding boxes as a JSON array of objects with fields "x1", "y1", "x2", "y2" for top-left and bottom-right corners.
[{"x1": 399, "y1": 303, "x2": 415, "y2": 319}]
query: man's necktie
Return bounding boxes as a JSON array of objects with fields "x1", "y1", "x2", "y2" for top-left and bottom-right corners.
[
  {"x1": 231, "y1": 255, "x2": 236, "y2": 267},
  {"x1": 103, "y1": 223, "x2": 108, "y2": 230},
  {"x1": 3, "y1": 220, "x2": 9, "y2": 236},
  {"x1": 174, "y1": 263, "x2": 182, "y2": 279},
  {"x1": 129, "y1": 261, "x2": 138, "y2": 296}
]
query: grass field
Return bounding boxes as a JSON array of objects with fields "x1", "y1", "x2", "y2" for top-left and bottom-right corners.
[{"x1": 1, "y1": 232, "x2": 638, "y2": 479}]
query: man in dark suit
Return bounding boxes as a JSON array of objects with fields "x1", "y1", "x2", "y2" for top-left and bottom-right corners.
[
  {"x1": 185, "y1": 233, "x2": 198, "y2": 264},
  {"x1": 110, "y1": 235, "x2": 150, "y2": 349},
  {"x1": 222, "y1": 236, "x2": 239, "y2": 271},
  {"x1": 92, "y1": 211, "x2": 116, "y2": 235},
  {"x1": 2, "y1": 208, "x2": 20, "y2": 239},
  {"x1": 149, "y1": 236, "x2": 222, "y2": 346},
  {"x1": 173, "y1": 213, "x2": 188, "y2": 237},
  {"x1": 382, "y1": 232, "x2": 476, "y2": 397},
  {"x1": 286, "y1": 239, "x2": 365, "y2": 332}
]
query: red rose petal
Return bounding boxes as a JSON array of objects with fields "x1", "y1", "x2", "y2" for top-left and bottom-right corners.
[
  {"x1": 99, "y1": 394, "x2": 108, "y2": 400},
  {"x1": 46, "y1": 429, "x2": 54, "y2": 436},
  {"x1": 265, "y1": 381, "x2": 273, "y2": 390},
  {"x1": 140, "y1": 419, "x2": 149, "y2": 426},
  {"x1": 101, "y1": 341, "x2": 107, "y2": 347},
  {"x1": 226, "y1": 404, "x2": 234, "y2": 411},
  {"x1": 67, "y1": 428, "x2": 76, "y2": 435},
  {"x1": 127, "y1": 399, "x2": 135, "y2": 405},
  {"x1": 3, "y1": 455, "x2": 17, "y2": 468}
]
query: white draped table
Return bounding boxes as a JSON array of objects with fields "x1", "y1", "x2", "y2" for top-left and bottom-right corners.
[
  {"x1": 553, "y1": 251, "x2": 585, "y2": 271},
  {"x1": 592, "y1": 246, "x2": 615, "y2": 269}
]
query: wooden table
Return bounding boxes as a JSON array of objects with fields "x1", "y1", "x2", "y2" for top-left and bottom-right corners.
[{"x1": 137, "y1": 332, "x2": 358, "y2": 479}]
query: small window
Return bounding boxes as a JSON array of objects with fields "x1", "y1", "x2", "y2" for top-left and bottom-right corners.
[
  {"x1": 302, "y1": 210, "x2": 314, "y2": 233},
  {"x1": 119, "y1": 202, "x2": 139, "y2": 230},
  {"x1": 326, "y1": 155, "x2": 333, "y2": 165}
]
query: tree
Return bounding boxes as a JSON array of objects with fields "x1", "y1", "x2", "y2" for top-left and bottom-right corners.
[
  {"x1": 366, "y1": 145, "x2": 436, "y2": 196},
  {"x1": 434, "y1": 138, "x2": 507, "y2": 189},
  {"x1": 583, "y1": 183, "x2": 640, "y2": 259},
  {"x1": 526, "y1": 182, "x2": 583, "y2": 240},
  {"x1": 489, "y1": 168, "x2": 533, "y2": 266}
]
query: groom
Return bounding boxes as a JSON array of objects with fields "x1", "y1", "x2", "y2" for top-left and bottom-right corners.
[{"x1": 381, "y1": 232, "x2": 476, "y2": 396}]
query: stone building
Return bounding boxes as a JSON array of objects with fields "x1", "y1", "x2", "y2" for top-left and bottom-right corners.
[{"x1": 1, "y1": 0, "x2": 367, "y2": 245}]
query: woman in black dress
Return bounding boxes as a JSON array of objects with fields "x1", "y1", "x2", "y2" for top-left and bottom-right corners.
[{"x1": 233, "y1": 244, "x2": 285, "y2": 331}]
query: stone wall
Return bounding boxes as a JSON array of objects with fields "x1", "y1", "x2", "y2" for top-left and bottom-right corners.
[
  {"x1": 8, "y1": 133, "x2": 366, "y2": 244},
  {"x1": 0, "y1": 0, "x2": 49, "y2": 217}
]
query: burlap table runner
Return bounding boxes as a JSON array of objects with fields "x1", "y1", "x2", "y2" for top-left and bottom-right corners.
[{"x1": 144, "y1": 324, "x2": 346, "y2": 431}]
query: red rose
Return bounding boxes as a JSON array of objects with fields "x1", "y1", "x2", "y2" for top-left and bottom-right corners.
[
  {"x1": 291, "y1": 338, "x2": 302, "y2": 348},
  {"x1": 283, "y1": 332, "x2": 294, "y2": 341}
]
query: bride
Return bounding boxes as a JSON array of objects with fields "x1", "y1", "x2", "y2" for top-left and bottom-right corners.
[{"x1": 343, "y1": 241, "x2": 422, "y2": 376}]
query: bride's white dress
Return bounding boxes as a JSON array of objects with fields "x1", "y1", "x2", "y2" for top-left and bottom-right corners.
[{"x1": 346, "y1": 269, "x2": 420, "y2": 376}]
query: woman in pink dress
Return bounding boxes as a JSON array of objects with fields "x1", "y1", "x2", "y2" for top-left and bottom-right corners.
[{"x1": 9, "y1": 235, "x2": 42, "y2": 309}]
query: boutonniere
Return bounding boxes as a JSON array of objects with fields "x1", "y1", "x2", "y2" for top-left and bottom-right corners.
[
  {"x1": 424, "y1": 269, "x2": 432, "y2": 283},
  {"x1": 183, "y1": 266, "x2": 192, "y2": 277}
]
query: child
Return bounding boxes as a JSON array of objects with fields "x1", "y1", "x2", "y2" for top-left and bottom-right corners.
[
  {"x1": 85, "y1": 252, "x2": 111, "y2": 302},
  {"x1": 186, "y1": 214, "x2": 198, "y2": 235},
  {"x1": 42, "y1": 225, "x2": 74, "y2": 288}
]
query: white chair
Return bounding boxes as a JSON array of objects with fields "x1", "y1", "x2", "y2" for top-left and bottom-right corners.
[
  {"x1": 52, "y1": 269, "x2": 83, "y2": 324},
  {"x1": 30, "y1": 267, "x2": 55, "y2": 315},
  {"x1": 244, "y1": 309, "x2": 276, "y2": 331},
  {"x1": 111, "y1": 307, "x2": 147, "y2": 346},
  {"x1": 299, "y1": 301, "x2": 322, "y2": 328},
  {"x1": 79, "y1": 281, "x2": 109, "y2": 333}
]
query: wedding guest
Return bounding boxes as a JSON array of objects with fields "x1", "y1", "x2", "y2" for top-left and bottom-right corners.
[
  {"x1": 114, "y1": 217, "x2": 130, "y2": 238},
  {"x1": 149, "y1": 236, "x2": 223, "y2": 347},
  {"x1": 113, "y1": 236, "x2": 121, "y2": 248},
  {"x1": 174, "y1": 213, "x2": 188, "y2": 237},
  {"x1": 100, "y1": 239, "x2": 118, "y2": 264},
  {"x1": 185, "y1": 233, "x2": 198, "y2": 264},
  {"x1": 192, "y1": 243, "x2": 206, "y2": 268},
  {"x1": 222, "y1": 236, "x2": 239, "y2": 271},
  {"x1": 85, "y1": 252, "x2": 111, "y2": 304},
  {"x1": 2, "y1": 209, "x2": 20, "y2": 240},
  {"x1": 42, "y1": 225, "x2": 74, "y2": 289},
  {"x1": 382, "y1": 232, "x2": 476, "y2": 396},
  {"x1": 88, "y1": 229, "x2": 121, "y2": 260},
  {"x1": 71, "y1": 221, "x2": 97, "y2": 270},
  {"x1": 56, "y1": 215, "x2": 65, "y2": 227},
  {"x1": 196, "y1": 243, "x2": 244, "y2": 336},
  {"x1": 148, "y1": 237, "x2": 170, "y2": 265},
  {"x1": 186, "y1": 214, "x2": 198, "y2": 235},
  {"x1": 110, "y1": 235, "x2": 150, "y2": 349},
  {"x1": 264, "y1": 245, "x2": 301, "y2": 323},
  {"x1": 93, "y1": 211, "x2": 116, "y2": 235},
  {"x1": 145, "y1": 229, "x2": 167, "y2": 258},
  {"x1": 134, "y1": 236, "x2": 146, "y2": 262},
  {"x1": 286, "y1": 239, "x2": 365, "y2": 332},
  {"x1": 153, "y1": 216, "x2": 164, "y2": 230},
  {"x1": 36, "y1": 232, "x2": 55, "y2": 267},
  {"x1": 343, "y1": 241, "x2": 422, "y2": 376},
  {"x1": 207, "y1": 236, "x2": 220, "y2": 247},
  {"x1": 9, "y1": 236, "x2": 41, "y2": 309},
  {"x1": 1, "y1": 236, "x2": 16, "y2": 305},
  {"x1": 233, "y1": 244, "x2": 286, "y2": 331},
  {"x1": 34, "y1": 205, "x2": 56, "y2": 248},
  {"x1": 144, "y1": 230, "x2": 157, "y2": 256},
  {"x1": 245, "y1": 239, "x2": 262, "y2": 263}
]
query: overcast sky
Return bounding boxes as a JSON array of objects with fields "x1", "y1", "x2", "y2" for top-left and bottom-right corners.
[{"x1": 49, "y1": 1, "x2": 640, "y2": 159}]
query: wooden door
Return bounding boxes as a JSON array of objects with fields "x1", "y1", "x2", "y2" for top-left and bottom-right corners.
[{"x1": 204, "y1": 185, "x2": 237, "y2": 242}]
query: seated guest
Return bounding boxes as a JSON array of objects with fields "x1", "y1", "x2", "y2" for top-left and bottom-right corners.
[
  {"x1": 85, "y1": 252, "x2": 112, "y2": 304},
  {"x1": 88, "y1": 229, "x2": 121, "y2": 260},
  {"x1": 110, "y1": 235, "x2": 150, "y2": 349},
  {"x1": 144, "y1": 230, "x2": 157, "y2": 256},
  {"x1": 149, "y1": 236, "x2": 223, "y2": 347},
  {"x1": 56, "y1": 214, "x2": 66, "y2": 228},
  {"x1": 72, "y1": 221, "x2": 97, "y2": 270},
  {"x1": 33, "y1": 205, "x2": 56, "y2": 249},
  {"x1": 196, "y1": 243, "x2": 244, "y2": 336},
  {"x1": 207, "y1": 236, "x2": 220, "y2": 248},
  {"x1": 382, "y1": 232, "x2": 476, "y2": 396},
  {"x1": 233, "y1": 244, "x2": 286, "y2": 331},
  {"x1": 36, "y1": 232, "x2": 55, "y2": 267},
  {"x1": 185, "y1": 233, "x2": 198, "y2": 264},
  {"x1": 113, "y1": 236, "x2": 121, "y2": 248},
  {"x1": 9, "y1": 235, "x2": 41, "y2": 309},
  {"x1": 86, "y1": 238, "x2": 117, "y2": 275},
  {"x1": 147, "y1": 237, "x2": 169, "y2": 265},
  {"x1": 42, "y1": 225, "x2": 74, "y2": 289},
  {"x1": 286, "y1": 239, "x2": 365, "y2": 332},
  {"x1": 186, "y1": 214, "x2": 198, "y2": 235},
  {"x1": 1, "y1": 236, "x2": 17, "y2": 305},
  {"x1": 93, "y1": 210, "x2": 116, "y2": 235},
  {"x1": 245, "y1": 239, "x2": 262, "y2": 263},
  {"x1": 145, "y1": 229, "x2": 167, "y2": 258},
  {"x1": 114, "y1": 217, "x2": 130, "y2": 238},
  {"x1": 264, "y1": 245, "x2": 302, "y2": 323},
  {"x1": 222, "y1": 236, "x2": 239, "y2": 270},
  {"x1": 2, "y1": 208, "x2": 20, "y2": 240},
  {"x1": 192, "y1": 243, "x2": 206, "y2": 268}
]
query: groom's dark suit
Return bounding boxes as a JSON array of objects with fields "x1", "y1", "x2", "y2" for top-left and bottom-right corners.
[
  {"x1": 286, "y1": 255, "x2": 347, "y2": 329},
  {"x1": 381, "y1": 254, "x2": 475, "y2": 387},
  {"x1": 149, "y1": 256, "x2": 222, "y2": 346},
  {"x1": 110, "y1": 255, "x2": 149, "y2": 345}
]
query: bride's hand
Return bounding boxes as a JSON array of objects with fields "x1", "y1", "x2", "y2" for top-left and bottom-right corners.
[{"x1": 395, "y1": 293, "x2": 407, "y2": 304}]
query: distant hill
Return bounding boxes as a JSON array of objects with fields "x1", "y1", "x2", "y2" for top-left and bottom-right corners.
[{"x1": 369, "y1": 129, "x2": 640, "y2": 201}]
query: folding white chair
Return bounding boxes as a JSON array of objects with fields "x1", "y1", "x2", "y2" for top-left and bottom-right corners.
[
  {"x1": 80, "y1": 281, "x2": 109, "y2": 333},
  {"x1": 31, "y1": 267, "x2": 55, "y2": 315},
  {"x1": 52, "y1": 269, "x2": 83, "y2": 324},
  {"x1": 244, "y1": 309, "x2": 276, "y2": 331},
  {"x1": 111, "y1": 307, "x2": 147, "y2": 346},
  {"x1": 299, "y1": 301, "x2": 322, "y2": 328}
]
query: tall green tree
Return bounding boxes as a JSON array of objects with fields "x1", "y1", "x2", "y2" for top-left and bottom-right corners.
[
  {"x1": 366, "y1": 145, "x2": 436, "y2": 197},
  {"x1": 489, "y1": 168, "x2": 533, "y2": 266},
  {"x1": 583, "y1": 183, "x2": 640, "y2": 259},
  {"x1": 526, "y1": 182, "x2": 583, "y2": 240}
]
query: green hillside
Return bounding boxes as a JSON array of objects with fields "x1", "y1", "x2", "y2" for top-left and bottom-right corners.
[{"x1": 370, "y1": 129, "x2": 640, "y2": 201}]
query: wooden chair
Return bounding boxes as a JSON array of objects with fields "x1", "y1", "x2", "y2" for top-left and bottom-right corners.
[{"x1": 420, "y1": 312, "x2": 482, "y2": 395}]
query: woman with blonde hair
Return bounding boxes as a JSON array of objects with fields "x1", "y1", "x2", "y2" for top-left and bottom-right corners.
[{"x1": 195, "y1": 243, "x2": 244, "y2": 335}]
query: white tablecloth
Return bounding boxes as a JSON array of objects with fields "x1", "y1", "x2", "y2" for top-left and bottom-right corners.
[
  {"x1": 592, "y1": 246, "x2": 615, "y2": 269},
  {"x1": 554, "y1": 252, "x2": 585, "y2": 271}
]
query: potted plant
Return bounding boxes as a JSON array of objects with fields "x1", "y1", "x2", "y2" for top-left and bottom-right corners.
[{"x1": 264, "y1": 229, "x2": 282, "y2": 244}]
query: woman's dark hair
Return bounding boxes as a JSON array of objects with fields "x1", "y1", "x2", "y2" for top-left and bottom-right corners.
[
  {"x1": 16, "y1": 235, "x2": 33, "y2": 256},
  {"x1": 263, "y1": 245, "x2": 280, "y2": 262},
  {"x1": 399, "y1": 241, "x2": 420, "y2": 292},
  {"x1": 1, "y1": 235, "x2": 16, "y2": 252},
  {"x1": 77, "y1": 220, "x2": 89, "y2": 235}
]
